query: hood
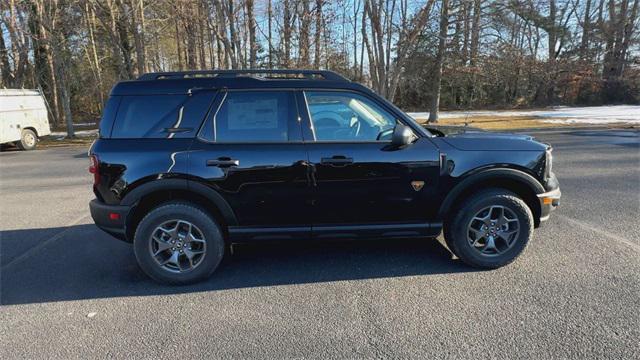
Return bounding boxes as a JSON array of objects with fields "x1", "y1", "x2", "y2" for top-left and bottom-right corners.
[{"x1": 423, "y1": 125, "x2": 547, "y2": 151}]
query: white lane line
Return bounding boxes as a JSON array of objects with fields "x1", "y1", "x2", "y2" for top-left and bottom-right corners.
[
  {"x1": 1, "y1": 214, "x2": 90, "y2": 270},
  {"x1": 556, "y1": 214, "x2": 640, "y2": 254}
]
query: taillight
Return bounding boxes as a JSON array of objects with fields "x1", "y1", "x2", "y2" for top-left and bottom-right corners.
[{"x1": 89, "y1": 154, "x2": 100, "y2": 185}]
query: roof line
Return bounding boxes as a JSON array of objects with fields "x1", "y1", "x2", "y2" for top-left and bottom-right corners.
[{"x1": 137, "y1": 69, "x2": 349, "y2": 82}]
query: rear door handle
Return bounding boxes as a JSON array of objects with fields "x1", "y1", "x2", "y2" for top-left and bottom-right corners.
[
  {"x1": 321, "y1": 155, "x2": 353, "y2": 165},
  {"x1": 206, "y1": 157, "x2": 239, "y2": 167}
]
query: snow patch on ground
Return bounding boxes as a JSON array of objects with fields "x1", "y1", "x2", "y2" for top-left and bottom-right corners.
[
  {"x1": 50, "y1": 129, "x2": 98, "y2": 138},
  {"x1": 408, "y1": 105, "x2": 640, "y2": 124}
]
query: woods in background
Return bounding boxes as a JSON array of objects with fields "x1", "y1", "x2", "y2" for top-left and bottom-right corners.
[{"x1": 1, "y1": 0, "x2": 639, "y2": 132}]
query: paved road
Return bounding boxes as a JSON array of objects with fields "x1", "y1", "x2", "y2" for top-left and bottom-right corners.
[{"x1": 1, "y1": 129, "x2": 639, "y2": 359}]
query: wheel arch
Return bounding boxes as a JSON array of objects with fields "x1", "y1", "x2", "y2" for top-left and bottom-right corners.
[
  {"x1": 22, "y1": 126, "x2": 38, "y2": 137},
  {"x1": 439, "y1": 168, "x2": 544, "y2": 227},
  {"x1": 122, "y1": 179, "x2": 237, "y2": 241}
]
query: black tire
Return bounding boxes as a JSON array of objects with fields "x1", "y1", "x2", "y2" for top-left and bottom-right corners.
[
  {"x1": 444, "y1": 189, "x2": 533, "y2": 269},
  {"x1": 133, "y1": 202, "x2": 225, "y2": 285},
  {"x1": 17, "y1": 129, "x2": 38, "y2": 150}
]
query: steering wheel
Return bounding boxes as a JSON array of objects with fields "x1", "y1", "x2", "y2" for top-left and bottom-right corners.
[{"x1": 315, "y1": 118, "x2": 340, "y2": 128}]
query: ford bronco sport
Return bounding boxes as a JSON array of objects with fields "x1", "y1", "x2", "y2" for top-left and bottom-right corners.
[{"x1": 89, "y1": 69, "x2": 560, "y2": 285}]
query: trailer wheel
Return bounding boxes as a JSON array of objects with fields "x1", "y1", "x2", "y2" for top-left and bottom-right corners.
[{"x1": 17, "y1": 129, "x2": 38, "y2": 151}]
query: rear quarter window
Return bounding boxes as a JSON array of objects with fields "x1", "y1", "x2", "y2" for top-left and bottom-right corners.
[
  {"x1": 111, "y1": 92, "x2": 215, "y2": 139},
  {"x1": 98, "y1": 96, "x2": 121, "y2": 138}
]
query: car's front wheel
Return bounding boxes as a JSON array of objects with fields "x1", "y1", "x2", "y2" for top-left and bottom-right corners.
[
  {"x1": 444, "y1": 189, "x2": 534, "y2": 269},
  {"x1": 133, "y1": 202, "x2": 225, "y2": 285}
]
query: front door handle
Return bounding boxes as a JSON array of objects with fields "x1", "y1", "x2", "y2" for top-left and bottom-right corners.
[
  {"x1": 321, "y1": 155, "x2": 353, "y2": 165},
  {"x1": 207, "y1": 157, "x2": 239, "y2": 167}
]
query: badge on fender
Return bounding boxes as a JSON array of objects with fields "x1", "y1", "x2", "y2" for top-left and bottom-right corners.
[{"x1": 411, "y1": 180, "x2": 425, "y2": 191}]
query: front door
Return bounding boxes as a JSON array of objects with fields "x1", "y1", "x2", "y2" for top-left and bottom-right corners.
[
  {"x1": 299, "y1": 90, "x2": 441, "y2": 238},
  {"x1": 189, "y1": 90, "x2": 311, "y2": 240}
]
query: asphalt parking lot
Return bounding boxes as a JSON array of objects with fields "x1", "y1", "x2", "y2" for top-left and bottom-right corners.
[{"x1": 1, "y1": 128, "x2": 639, "y2": 359}]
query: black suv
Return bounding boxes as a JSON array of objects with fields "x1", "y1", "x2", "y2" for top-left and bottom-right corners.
[{"x1": 89, "y1": 69, "x2": 560, "y2": 285}]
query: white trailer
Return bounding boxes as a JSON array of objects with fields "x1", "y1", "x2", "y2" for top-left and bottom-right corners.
[{"x1": 0, "y1": 89, "x2": 51, "y2": 150}]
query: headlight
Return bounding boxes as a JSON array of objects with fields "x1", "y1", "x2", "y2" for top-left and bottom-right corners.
[{"x1": 545, "y1": 148, "x2": 553, "y2": 178}]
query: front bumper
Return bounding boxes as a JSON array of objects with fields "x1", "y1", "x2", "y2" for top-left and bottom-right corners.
[
  {"x1": 89, "y1": 199, "x2": 131, "y2": 241},
  {"x1": 537, "y1": 187, "x2": 561, "y2": 222}
]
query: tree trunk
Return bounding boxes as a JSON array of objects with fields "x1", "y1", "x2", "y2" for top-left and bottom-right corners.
[
  {"x1": 198, "y1": 2, "x2": 207, "y2": 69},
  {"x1": 56, "y1": 62, "x2": 74, "y2": 138},
  {"x1": 115, "y1": 0, "x2": 134, "y2": 79},
  {"x1": 352, "y1": 0, "x2": 361, "y2": 75},
  {"x1": 461, "y1": 0, "x2": 470, "y2": 64},
  {"x1": 469, "y1": 0, "x2": 481, "y2": 66},
  {"x1": 548, "y1": 0, "x2": 557, "y2": 61},
  {"x1": 268, "y1": 0, "x2": 273, "y2": 68},
  {"x1": 299, "y1": 0, "x2": 311, "y2": 67},
  {"x1": 227, "y1": 0, "x2": 240, "y2": 69},
  {"x1": 314, "y1": 0, "x2": 322, "y2": 68},
  {"x1": 84, "y1": 2, "x2": 104, "y2": 110},
  {"x1": 0, "y1": 28, "x2": 12, "y2": 86},
  {"x1": 131, "y1": 0, "x2": 146, "y2": 75},
  {"x1": 428, "y1": 0, "x2": 449, "y2": 124},
  {"x1": 619, "y1": 0, "x2": 639, "y2": 73},
  {"x1": 175, "y1": 17, "x2": 183, "y2": 70},
  {"x1": 246, "y1": 0, "x2": 257, "y2": 68},
  {"x1": 283, "y1": 0, "x2": 292, "y2": 67},
  {"x1": 580, "y1": 0, "x2": 592, "y2": 60}
]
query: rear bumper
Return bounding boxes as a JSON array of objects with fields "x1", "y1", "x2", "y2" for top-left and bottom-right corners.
[
  {"x1": 89, "y1": 199, "x2": 131, "y2": 242},
  {"x1": 537, "y1": 187, "x2": 561, "y2": 223}
]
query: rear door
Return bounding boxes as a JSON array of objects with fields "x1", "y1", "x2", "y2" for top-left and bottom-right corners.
[
  {"x1": 299, "y1": 90, "x2": 441, "y2": 238},
  {"x1": 188, "y1": 90, "x2": 312, "y2": 240}
]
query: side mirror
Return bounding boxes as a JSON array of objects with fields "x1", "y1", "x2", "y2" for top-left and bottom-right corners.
[{"x1": 391, "y1": 123, "x2": 416, "y2": 147}]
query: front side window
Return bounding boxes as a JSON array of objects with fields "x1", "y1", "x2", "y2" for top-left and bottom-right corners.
[
  {"x1": 305, "y1": 91, "x2": 397, "y2": 142},
  {"x1": 214, "y1": 91, "x2": 293, "y2": 142}
]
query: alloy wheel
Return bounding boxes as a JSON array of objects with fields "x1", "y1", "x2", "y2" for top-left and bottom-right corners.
[
  {"x1": 149, "y1": 220, "x2": 207, "y2": 273},
  {"x1": 466, "y1": 205, "x2": 520, "y2": 256}
]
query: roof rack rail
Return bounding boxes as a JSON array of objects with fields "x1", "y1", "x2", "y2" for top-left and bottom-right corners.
[{"x1": 137, "y1": 69, "x2": 349, "y2": 82}]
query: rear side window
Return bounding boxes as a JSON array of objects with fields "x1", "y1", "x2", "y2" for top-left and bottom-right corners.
[
  {"x1": 214, "y1": 91, "x2": 293, "y2": 142},
  {"x1": 111, "y1": 93, "x2": 214, "y2": 139}
]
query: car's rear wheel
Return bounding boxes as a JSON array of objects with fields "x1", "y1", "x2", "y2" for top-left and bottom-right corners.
[
  {"x1": 17, "y1": 129, "x2": 38, "y2": 150},
  {"x1": 444, "y1": 189, "x2": 533, "y2": 269},
  {"x1": 133, "y1": 202, "x2": 225, "y2": 285}
]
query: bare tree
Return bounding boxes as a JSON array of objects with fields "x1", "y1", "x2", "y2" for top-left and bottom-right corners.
[
  {"x1": 603, "y1": 0, "x2": 639, "y2": 79},
  {"x1": 363, "y1": 0, "x2": 435, "y2": 99},
  {"x1": 31, "y1": 0, "x2": 74, "y2": 136}
]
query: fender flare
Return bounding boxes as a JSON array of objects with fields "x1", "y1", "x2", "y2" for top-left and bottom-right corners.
[
  {"x1": 437, "y1": 168, "x2": 545, "y2": 219},
  {"x1": 121, "y1": 178, "x2": 238, "y2": 226}
]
